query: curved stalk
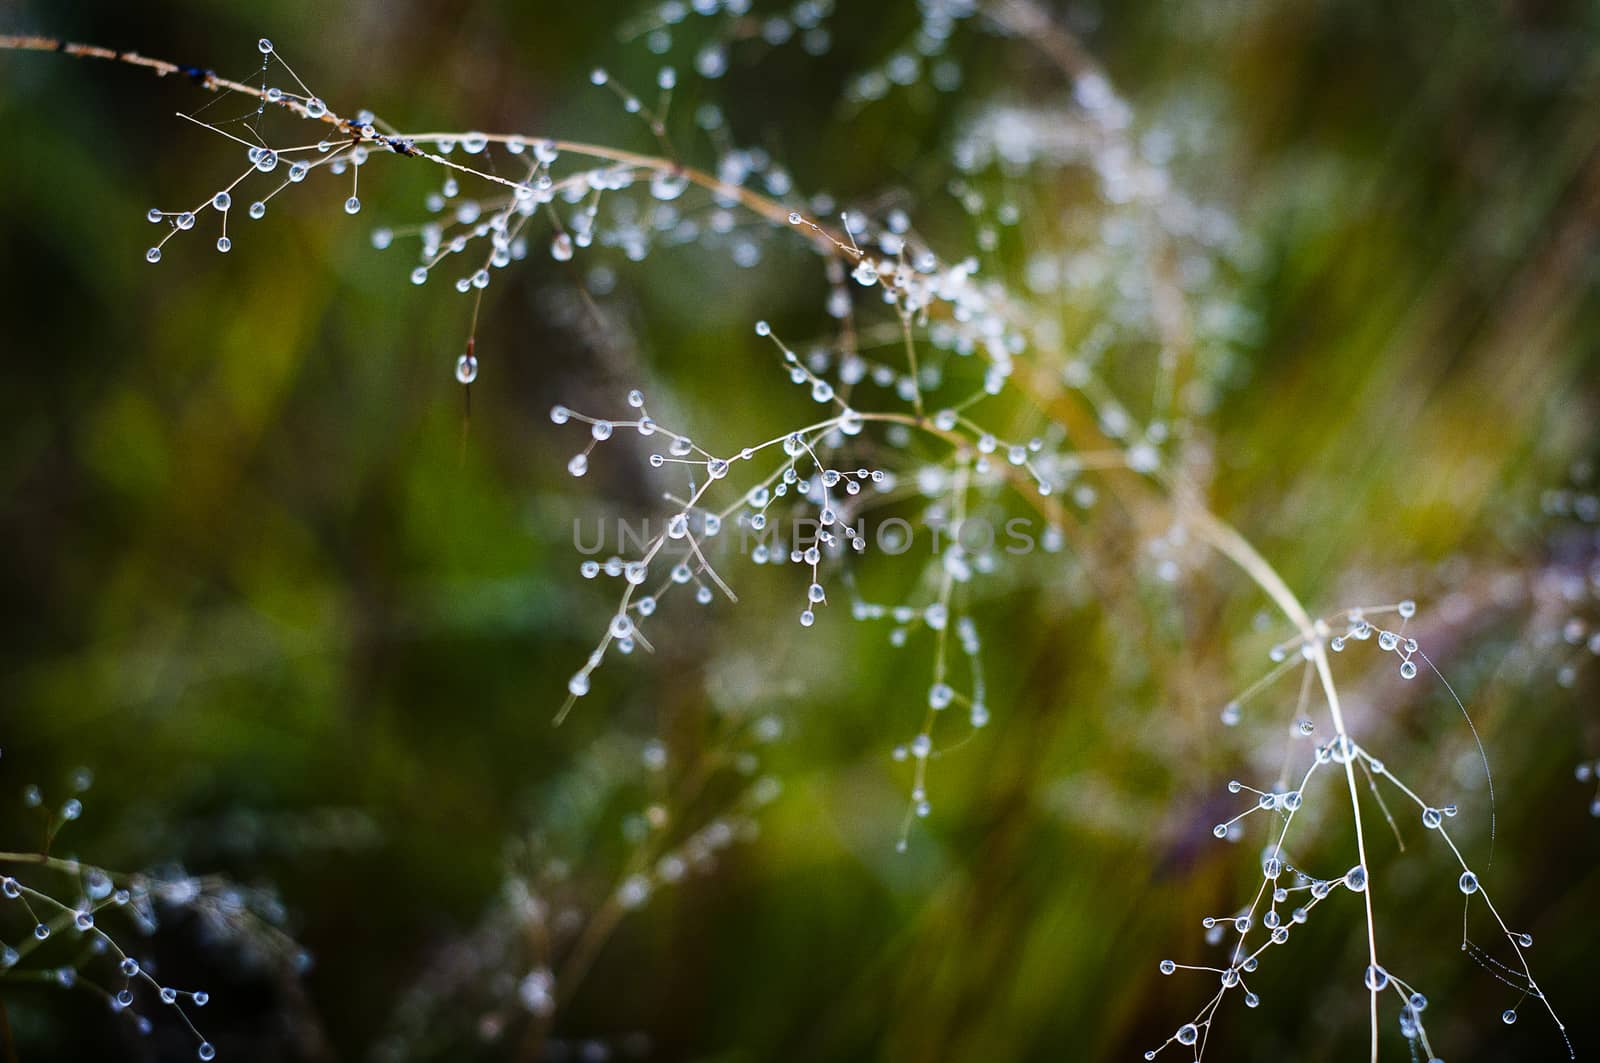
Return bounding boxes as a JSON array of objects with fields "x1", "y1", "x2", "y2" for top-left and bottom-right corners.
[{"x1": 1184, "y1": 506, "x2": 1381, "y2": 1061}]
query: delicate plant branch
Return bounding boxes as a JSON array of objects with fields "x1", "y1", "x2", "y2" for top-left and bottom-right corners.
[{"x1": 0, "y1": 13, "x2": 1576, "y2": 1061}]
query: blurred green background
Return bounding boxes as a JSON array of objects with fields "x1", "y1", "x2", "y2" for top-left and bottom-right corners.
[{"x1": 2, "y1": 1, "x2": 1598, "y2": 1060}]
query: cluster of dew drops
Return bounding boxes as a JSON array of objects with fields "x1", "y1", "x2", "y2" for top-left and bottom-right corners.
[{"x1": 4, "y1": 758, "x2": 219, "y2": 1060}]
